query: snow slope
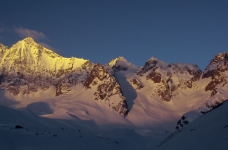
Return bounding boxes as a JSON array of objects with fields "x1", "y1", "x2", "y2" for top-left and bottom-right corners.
[{"x1": 157, "y1": 101, "x2": 228, "y2": 150}]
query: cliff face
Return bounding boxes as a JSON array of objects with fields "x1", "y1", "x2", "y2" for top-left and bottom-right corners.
[
  {"x1": 84, "y1": 63, "x2": 128, "y2": 117},
  {"x1": 203, "y1": 52, "x2": 228, "y2": 96}
]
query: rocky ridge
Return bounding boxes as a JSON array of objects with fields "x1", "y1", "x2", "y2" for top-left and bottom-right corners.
[
  {"x1": 1, "y1": 37, "x2": 228, "y2": 120},
  {"x1": 136, "y1": 57, "x2": 202, "y2": 101},
  {"x1": 84, "y1": 63, "x2": 128, "y2": 117},
  {"x1": 203, "y1": 52, "x2": 228, "y2": 95}
]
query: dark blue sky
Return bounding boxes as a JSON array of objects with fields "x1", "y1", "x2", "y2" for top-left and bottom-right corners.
[{"x1": 0, "y1": 0, "x2": 228, "y2": 70}]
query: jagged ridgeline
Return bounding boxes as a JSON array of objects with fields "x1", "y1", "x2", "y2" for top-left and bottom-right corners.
[{"x1": 1, "y1": 37, "x2": 228, "y2": 119}]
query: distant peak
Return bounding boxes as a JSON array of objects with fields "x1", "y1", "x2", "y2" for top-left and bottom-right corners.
[
  {"x1": 146, "y1": 57, "x2": 165, "y2": 65},
  {"x1": 111, "y1": 56, "x2": 127, "y2": 62},
  {"x1": 21, "y1": 37, "x2": 36, "y2": 43},
  {"x1": 149, "y1": 57, "x2": 159, "y2": 61},
  {"x1": 108, "y1": 56, "x2": 129, "y2": 68},
  {"x1": 214, "y1": 52, "x2": 228, "y2": 61},
  {"x1": 203, "y1": 52, "x2": 228, "y2": 73},
  {"x1": 117, "y1": 56, "x2": 126, "y2": 60},
  {"x1": 209, "y1": 52, "x2": 228, "y2": 65},
  {"x1": 147, "y1": 57, "x2": 165, "y2": 63},
  {"x1": 10, "y1": 37, "x2": 39, "y2": 50},
  {"x1": 12, "y1": 37, "x2": 38, "y2": 48}
]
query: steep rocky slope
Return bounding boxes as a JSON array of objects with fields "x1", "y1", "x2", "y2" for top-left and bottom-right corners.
[
  {"x1": 84, "y1": 63, "x2": 128, "y2": 117},
  {"x1": 203, "y1": 52, "x2": 228, "y2": 96}
]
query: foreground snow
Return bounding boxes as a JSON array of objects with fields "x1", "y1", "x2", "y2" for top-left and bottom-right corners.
[
  {"x1": 1, "y1": 99, "x2": 228, "y2": 150},
  {"x1": 157, "y1": 101, "x2": 228, "y2": 150},
  {"x1": 0, "y1": 104, "x2": 165, "y2": 150}
]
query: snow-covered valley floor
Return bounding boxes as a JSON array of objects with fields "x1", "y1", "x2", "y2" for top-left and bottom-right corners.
[{"x1": 0, "y1": 104, "x2": 168, "y2": 150}]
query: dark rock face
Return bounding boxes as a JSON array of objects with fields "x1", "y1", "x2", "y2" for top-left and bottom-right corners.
[
  {"x1": 129, "y1": 78, "x2": 143, "y2": 90},
  {"x1": 146, "y1": 72, "x2": 161, "y2": 83},
  {"x1": 137, "y1": 59, "x2": 158, "y2": 76},
  {"x1": 54, "y1": 61, "x2": 94, "y2": 96},
  {"x1": 112, "y1": 65, "x2": 128, "y2": 72},
  {"x1": 84, "y1": 63, "x2": 110, "y2": 89},
  {"x1": 175, "y1": 115, "x2": 189, "y2": 130},
  {"x1": 159, "y1": 87, "x2": 172, "y2": 102},
  {"x1": 84, "y1": 63, "x2": 129, "y2": 117}
]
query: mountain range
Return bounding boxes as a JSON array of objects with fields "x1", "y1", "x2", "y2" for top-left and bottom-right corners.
[{"x1": 0, "y1": 37, "x2": 228, "y2": 149}]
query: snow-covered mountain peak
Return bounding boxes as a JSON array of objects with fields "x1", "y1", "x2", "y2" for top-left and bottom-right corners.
[
  {"x1": 137, "y1": 57, "x2": 168, "y2": 76},
  {"x1": 13, "y1": 37, "x2": 37, "y2": 47},
  {"x1": 148, "y1": 56, "x2": 165, "y2": 62},
  {"x1": 21, "y1": 36, "x2": 36, "y2": 43},
  {"x1": 108, "y1": 56, "x2": 129, "y2": 68},
  {"x1": 201, "y1": 52, "x2": 228, "y2": 97},
  {"x1": 0, "y1": 38, "x2": 90, "y2": 96},
  {"x1": 203, "y1": 52, "x2": 228, "y2": 75},
  {"x1": 2, "y1": 37, "x2": 88, "y2": 71},
  {"x1": 11, "y1": 37, "x2": 61, "y2": 58},
  {"x1": 148, "y1": 56, "x2": 160, "y2": 62},
  {"x1": 108, "y1": 56, "x2": 137, "y2": 72}
]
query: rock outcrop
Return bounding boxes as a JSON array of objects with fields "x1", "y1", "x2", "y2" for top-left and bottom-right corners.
[{"x1": 84, "y1": 63, "x2": 128, "y2": 117}]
